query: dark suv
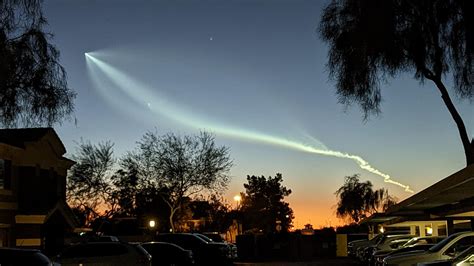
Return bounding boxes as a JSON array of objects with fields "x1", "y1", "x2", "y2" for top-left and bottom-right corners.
[{"x1": 155, "y1": 233, "x2": 232, "y2": 265}]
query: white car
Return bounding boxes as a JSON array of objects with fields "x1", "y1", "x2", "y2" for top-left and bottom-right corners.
[
  {"x1": 55, "y1": 242, "x2": 152, "y2": 266},
  {"x1": 418, "y1": 245, "x2": 474, "y2": 265},
  {"x1": 383, "y1": 231, "x2": 474, "y2": 266}
]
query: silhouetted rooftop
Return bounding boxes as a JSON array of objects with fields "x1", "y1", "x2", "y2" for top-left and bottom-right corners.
[{"x1": 0, "y1": 127, "x2": 55, "y2": 148}]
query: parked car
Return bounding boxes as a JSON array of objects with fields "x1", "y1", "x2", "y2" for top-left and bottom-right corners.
[
  {"x1": 87, "y1": 235, "x2": 120, "y2": 242},
  {"x1": 155, "y1": 233, "x2": 232, "y2": 265},
  {"x1": 54, "y1": 242, "x2": 152, "y2": 266},
  {"x1": 357, "y1": 234, "x2": 411, "y2": 261},
  {"x1": 349, "y1": 231, "x2": 411, "y2": 257},
  {"x1": 373, "y1": 236, "x2": 445, "y2": 266},
  {"x1": 450, "y1": 245, "x2": 474, "y2": 265},
  {"x1": 195, "y1": 232, "x2": 238, "y2": 259},
  {"x1": 362, "y1": 234, "x2": 414, "y2": 265},
  {"x1": 202, "y1": 232, "x2": 226, "y2": 242},
  {"x1": 403, "y1": 236, "x2": 446, "y2": 247},
  {"x1": 418, "y1": 245, "x2": 474, "y2": 266},
  {"x1": 374, "y1": 244, "x2": 435, "y2": 266},
  {"x1": 140, "y1": 241, "x2": 194, "y2": 266},
  {"x1": 349, "y1": 234, "x2": 383, "y2": 257},
  {"x1": 0, "y1": 247, "x2": 52, "y2": 266},
  {"x1": 383, "y1": 231, "x2": 474, "y2": 266}
]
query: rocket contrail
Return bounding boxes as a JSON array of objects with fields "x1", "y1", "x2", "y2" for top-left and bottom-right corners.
[{"x1": 85, "y1": 52, "x2": 414, "y2": 193}]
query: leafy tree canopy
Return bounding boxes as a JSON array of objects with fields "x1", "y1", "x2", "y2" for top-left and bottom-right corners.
[
  {"x1": 241, "y1": 173, "x2": 294, "y2": 233},
  {"x1": 335, "y1": 174, "x2": 397, "y2": 223},
  {"x1": 0, "y1": 0, "x2": 75, "y2": 127},
  {"x1": 320, "y1": 0, "x2": 473, "y2": 164}
]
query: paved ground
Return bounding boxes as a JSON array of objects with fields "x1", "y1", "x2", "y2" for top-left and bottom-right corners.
[{"x1": 234, "y1": 258, "x2": 359, "y2": 266}]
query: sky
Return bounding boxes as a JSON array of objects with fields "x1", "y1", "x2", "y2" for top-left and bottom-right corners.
[{"x1": 44, "y1": 0, "x2": 473, "y2": 228}]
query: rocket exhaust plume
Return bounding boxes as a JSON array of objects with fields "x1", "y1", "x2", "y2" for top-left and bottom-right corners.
[{"x1": 85, "y1": 52, "x2": 414, "y2": 193}]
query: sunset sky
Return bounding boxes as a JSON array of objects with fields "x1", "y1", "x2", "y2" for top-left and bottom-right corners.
[{"x1": 45, "y1": 0, "x2": 473, "y2": 228}]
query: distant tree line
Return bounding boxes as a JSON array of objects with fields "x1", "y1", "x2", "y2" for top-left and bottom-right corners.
[
  {"x1": 67, "y1": 131, "x2": 233, "y2": 233},
  {"x1": 67, "y1": 131, "x2": 296, "y2": 234}
]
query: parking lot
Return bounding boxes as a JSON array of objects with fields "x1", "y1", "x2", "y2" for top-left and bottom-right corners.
[{"x1": 234, "y1": 257, "x2": 359, "y2": 266}]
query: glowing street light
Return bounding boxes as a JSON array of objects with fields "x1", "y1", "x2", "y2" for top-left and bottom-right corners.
[
  {"x1": 233, "y1": 194, "x2": 241, "y2": 209},
  {"x1": 233, "y1": 195, "x2": 241, "y2": 202},
  {"x1": 149, "y1": 220, "x2": 156, "y2": 228}
]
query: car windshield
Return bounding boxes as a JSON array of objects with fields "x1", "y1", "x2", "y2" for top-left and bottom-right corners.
[
  {"x1": 402, "y1": 237, "x2": 420, "y2": 247},
  {"x1": 204, "y1": 234, "x2": 224, "y2": 242},
  {"x1": 194, "y1": 234, "x2": 213, "y2": 243},
  {"x1": 429, "y1": 233, "x2": 463, "y2": 252}
]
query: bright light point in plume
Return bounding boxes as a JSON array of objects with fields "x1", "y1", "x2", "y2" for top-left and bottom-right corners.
[{"x1": 85, "y1": 51, "x2": 414, "y2": 194}]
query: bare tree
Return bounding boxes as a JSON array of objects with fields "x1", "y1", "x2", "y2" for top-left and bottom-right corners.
[
  {"x1": 320, "y1": 0, "x2": 473, "y2": 165},
  {"x1": 0, "y1": 0, "x2": 75, "y2": 127},
  {"x1": 67, "y1": 140, "x2": 116, "y2": 225},
  {"x1": 128, "y1": 131, "x2": 233, "y2": 232}
]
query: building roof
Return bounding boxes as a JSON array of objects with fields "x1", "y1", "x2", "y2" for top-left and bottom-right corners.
[
  {"x1": 0, "y1": 127, "x2": 65, "y2": 150},
  {"x1": 362, "y1": 165, "x2": 474, "y2": 226},
  {"x1": 385, "y1": 165, "x2": 474, "y2": 217}
]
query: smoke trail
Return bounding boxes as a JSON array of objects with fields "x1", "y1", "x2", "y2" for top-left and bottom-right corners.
[{"x1": 85, "y1": 52, "x2": 414, "y2": 193}]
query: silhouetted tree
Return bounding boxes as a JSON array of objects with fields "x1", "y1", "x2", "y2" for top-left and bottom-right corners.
[
  {"x1": 240, "y1": 173, "x2": 294, "y2": 233},
  {"x1": 67, "y1": 140, "x2": 116, "y2": 225},
  {"x1": 109, "y1": 167, "x2": 140, "y2": 217},
  {"x1": 0, "y1": 0, "x2": 75, "y2": 127},
  {"x1": 207, "y1": 195, "x2": 233, "y2": 232},
  {"x1": 126, "y1": 131, "x2": 233, "y2": 232},
  {"x1": 335, "y1": 174, "x2": 397, "y2": 223},
  {"x1": 320, "y1": 0, "x2": 474, "y2": 165},
  {"x1": 134, "y1": 185, "x2": 172, "y2": 232},
  {"x1": 187, "y1": 195, "x2": 233, "y2": 232}
]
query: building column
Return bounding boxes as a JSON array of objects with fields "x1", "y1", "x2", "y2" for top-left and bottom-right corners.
[
  {"x1": 446, "y1": 219, "x2": 454, "y2": 236},
  {"x1": 410, "y1": 225, "x2": 417, "y2": 236},
  {"x1": 432, "y1": 223, "x2": 439, "y2": 236},
  {"x1": 419, "y1": 224, "x2": 426, "y2": 237}
]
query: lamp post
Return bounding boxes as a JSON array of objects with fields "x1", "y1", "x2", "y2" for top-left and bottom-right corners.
[{"x1": 233, "y1": 194, "x2": 243, "y2": 238}]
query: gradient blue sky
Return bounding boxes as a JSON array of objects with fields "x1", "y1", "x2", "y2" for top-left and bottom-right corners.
[{"x1": 44, "y1": 0, "x2": 473, "y2": 228}]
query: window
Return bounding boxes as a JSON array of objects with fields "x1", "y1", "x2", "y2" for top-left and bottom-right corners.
[
  {"x1": 443, "y1": 235, "x2": 474, "y2": 257},
  {"x1": 0, "y1": 159, "x2": 12, "y2": 190}
]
